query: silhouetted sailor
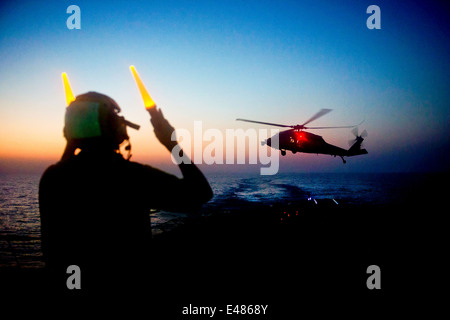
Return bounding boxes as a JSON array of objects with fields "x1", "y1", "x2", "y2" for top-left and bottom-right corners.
[{"x1": 39, "y1": 92, "x2": 213, "y2": 293}]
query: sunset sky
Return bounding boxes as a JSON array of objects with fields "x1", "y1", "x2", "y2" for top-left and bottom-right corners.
[{"x1": 0, "y1": 0, "x2": 448, "y2": 174}]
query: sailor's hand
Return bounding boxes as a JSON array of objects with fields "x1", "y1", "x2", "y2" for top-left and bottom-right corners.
[{"x1": 150, "y1": 108, "x2": 178, "y2": 151}]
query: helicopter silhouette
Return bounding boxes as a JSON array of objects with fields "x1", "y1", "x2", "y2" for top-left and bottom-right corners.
[{"x1": 237, "y1": 109, "x2": 368, "y2": 164}]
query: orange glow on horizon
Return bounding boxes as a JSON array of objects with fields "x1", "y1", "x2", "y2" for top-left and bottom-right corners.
[
  {"x1": 129, "y1": 65, "x2": 156, "y2": 110},
  {"x1": 0, "y1": 135, "x2": 173, "y2": 169}
]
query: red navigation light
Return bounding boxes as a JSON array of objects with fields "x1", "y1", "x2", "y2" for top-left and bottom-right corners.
[{"x1": 295, "y1": 131, "x2": 307, "y2": 141}]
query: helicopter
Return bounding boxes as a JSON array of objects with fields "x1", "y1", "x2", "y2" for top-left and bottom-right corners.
[{"x1": 236, "y1": 109, "x2": 368, "y2": 164}]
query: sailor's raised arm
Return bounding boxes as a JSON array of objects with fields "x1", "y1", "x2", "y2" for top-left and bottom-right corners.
[{"x1": 150, "y1": 108, "x2": 213, "y2": 207}]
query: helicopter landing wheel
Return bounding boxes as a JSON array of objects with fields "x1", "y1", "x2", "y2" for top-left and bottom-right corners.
[
  {"x1": 281, "y1": 150, "x2": 286, "y2": 156},
  {"x1": 340, "y1": 156, "x2": 346, "y2": 164}
]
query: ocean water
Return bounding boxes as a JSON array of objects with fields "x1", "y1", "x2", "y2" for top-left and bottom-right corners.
[
  {"x1": 0, "y1": 172, "x2": 424, "y2": 268},
  {"x1": 0, "y1": 173, "x2": 42, "y2": 268},
  {"x1": 206, "y1": 172, "x2": 418, "y2": 208}
]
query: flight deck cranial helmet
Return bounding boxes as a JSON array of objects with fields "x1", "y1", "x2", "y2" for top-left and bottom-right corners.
[{"x1": 63, "y1": 91, "x2": 140, "y2": 151}]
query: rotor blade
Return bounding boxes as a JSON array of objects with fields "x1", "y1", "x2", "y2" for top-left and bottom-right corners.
[
  {"x1": 305, "y1": 125, "x2": 358, "y2": 130},
  {"x1": 236, "y1": 118, "x2": 292, "y2": 128},
  {"x1": 301, "y1": 108, "x2": 332, "y2": 126},
  {"x1": 351, "y1": 127, "x2": 359, "y2": 137}
]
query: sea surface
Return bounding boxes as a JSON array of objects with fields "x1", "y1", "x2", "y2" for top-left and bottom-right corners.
[{"x1": 0, "y1": 172, "x2": 426, "y2": 268}]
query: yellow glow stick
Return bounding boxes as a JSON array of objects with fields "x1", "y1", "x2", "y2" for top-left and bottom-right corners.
[
  {"x1": 129, "y1": 65, "x2": 156, "y2": 111},
  {"x1": 61, "y1": 72, "x2": 76, "y2": 106}
]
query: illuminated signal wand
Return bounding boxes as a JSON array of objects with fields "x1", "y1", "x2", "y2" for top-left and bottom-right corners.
[
  {"x1": 129, "y1": 65, "x2": 181, "y2": 153},
  {"x1": 62, "y1": 72, "x2": 76, "y2": 106},
  {"x1": 129, "y1": 65, "x2": 158, "y2": 118},
  {"x1": 60, "y1": 72, "x2": 77, "y2": 160}
]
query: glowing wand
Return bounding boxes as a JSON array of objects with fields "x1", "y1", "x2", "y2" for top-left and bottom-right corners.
[
  {"x1": 129, "y1": 65, "x2": 157, "y2": 117},
  {"x1": 62, "y1": 72, "x2": 76, "y2": 106}
]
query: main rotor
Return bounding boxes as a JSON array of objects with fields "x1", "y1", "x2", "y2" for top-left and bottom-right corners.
[{"x1": 237, "y1": 108, "x2": 361, "y2": 131}]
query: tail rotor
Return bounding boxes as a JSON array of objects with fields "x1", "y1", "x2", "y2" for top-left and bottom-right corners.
[{"x1": 349, "y1": 127, "x2": 368, "y2": 147}]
